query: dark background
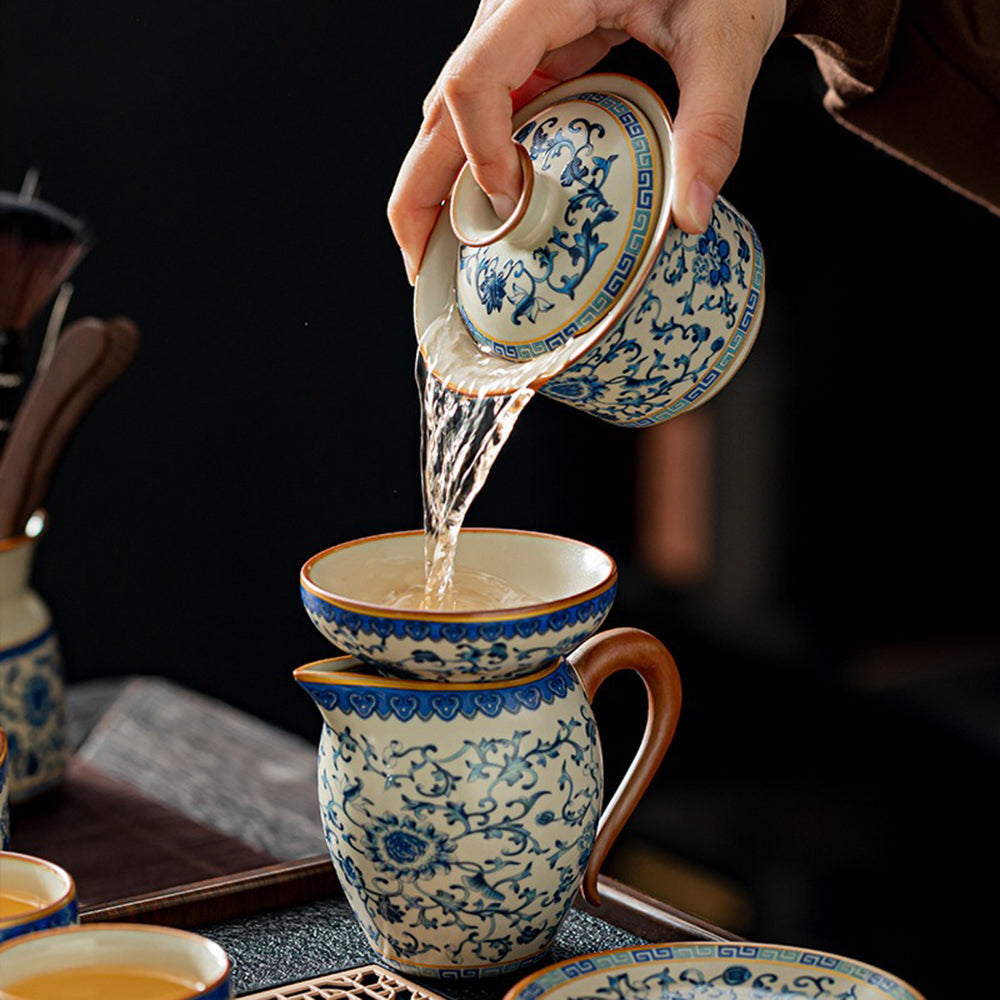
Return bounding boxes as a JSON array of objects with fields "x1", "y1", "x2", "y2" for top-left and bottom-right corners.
[{"x1": 2, "y1": 3, "x2": 998, "y2": 996}]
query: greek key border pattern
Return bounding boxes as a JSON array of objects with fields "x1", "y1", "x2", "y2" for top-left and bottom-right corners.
[
  {"x1": 516, "y1": 943, "x2": 919, "y2": 1000},
  {"x1": 467, "y1": 91, "x2": 658, "y2": 360}
]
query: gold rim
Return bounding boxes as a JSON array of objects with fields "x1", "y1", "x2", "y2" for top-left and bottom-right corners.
[
  {"x1": 449, "y1": 144, "x2": 535, "y2": 248},
  {"x1": 0, "y1": 923, "x2": 232, "y2": 996},
  {"x1": 294, "y1": 653, "x2": 565, "y2": 692},
  {"x1": 300, "y1": 527, "x2": 617, "y2": 622},
  {"x1": 0, "y1": 852, "x2": 75, "y2": 929}
]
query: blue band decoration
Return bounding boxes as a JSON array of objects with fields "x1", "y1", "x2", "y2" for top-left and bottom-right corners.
[
  {"x1": 302, "y1": 583, "x2": 616, "y2": 643},
  {"x1": 300, "y1": 658, "x2": 578, "y2": 722}
]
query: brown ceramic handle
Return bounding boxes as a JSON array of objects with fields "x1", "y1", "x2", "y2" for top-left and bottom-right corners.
[{"x1": 568, "y1": 627, "x2": 682, "y2": 906}]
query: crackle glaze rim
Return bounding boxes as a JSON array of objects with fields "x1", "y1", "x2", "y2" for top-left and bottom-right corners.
[
  {"x1": 0, "y1": 851, "x2": 76, "y2": 930},
  {"x1": 294, "y1": 652, "x2": 568, "y2": 692},
  {"x1": 415, "y1": 72, "x2": 676, "y2": 398},
  {"x1": 502, "y1": 942, "x2": 925, "y2": 1000},
  {"x1": 0, "y1": 922, "x2": 233, "y2": 998},
  {"x1": 300, "y1": 527, "x2": 617, "y2": 623}
]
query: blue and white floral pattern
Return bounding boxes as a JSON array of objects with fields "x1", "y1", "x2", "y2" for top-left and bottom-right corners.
[
  {"x1": 301, "y1": 583, "x2": 616, "y2": 682},
  {"x1": 541, "y1": 197, "x2": 764, "y2": 426},
  {"x1": 510, "y1": 944, "x2": 923, "y2": 1000},
  {"x1": 457, "y1": 92, "x2": 658, "y2": 359},
  {"x1": 301, "y1": 659, "x2": 604, "y2": 979},
  {"x1": 0, "y1": 628, "x2": 67, "y2": 804}
]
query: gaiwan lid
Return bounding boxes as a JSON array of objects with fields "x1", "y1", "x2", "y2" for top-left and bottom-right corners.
[{"x1": 448, "y1": 76, "x2": 671, "y2": 362}]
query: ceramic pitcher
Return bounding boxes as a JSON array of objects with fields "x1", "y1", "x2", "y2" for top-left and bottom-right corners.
[
  {"x1": 295, "y1": 628, "x2": 681, "y2": 980},
  {"x1": 0, "y1": 513, "x2": 67, "y2": 803}
]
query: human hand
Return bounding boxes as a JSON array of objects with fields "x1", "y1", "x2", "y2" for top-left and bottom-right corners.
[{"x1": 388, "y1": 0, "x2": 785, "y2": 284}]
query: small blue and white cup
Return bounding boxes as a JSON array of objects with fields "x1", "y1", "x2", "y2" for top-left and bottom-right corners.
[
  {"x1": 0, "y1": 726, "x2": 9, "y2": 848},
  {"x1": 0, "y1": 924, "x2": 233, "y2": 999},
  {"x1": 0, "y1": 851, "x2": 77, "y2": 943}
]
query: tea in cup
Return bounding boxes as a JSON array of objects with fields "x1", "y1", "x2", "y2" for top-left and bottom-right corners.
[
  {"x1": 0, "y1": 923, "x2": 232, "y2": 999},
  {"x1": 301, "y1": 527, "x2": 617, "y2": 681},
  {"x1": 0, "y1": 851, "x2": 76, "y2": 943}
]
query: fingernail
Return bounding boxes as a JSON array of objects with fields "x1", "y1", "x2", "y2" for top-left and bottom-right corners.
[
  {"x1": 401, "y1": 248, "x2": 416, "y2": 286},
  {"x1": 489, "y1": 192, "x2": 517, "y2": 222},
  {"x1": 687, "y1": 179, "x2": 715, "y2": 233}
]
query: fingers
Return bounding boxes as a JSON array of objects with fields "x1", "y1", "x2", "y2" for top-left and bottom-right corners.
[
  {"x1": 388, "y1": 100, "x2": 468, "y2": 284},
  {"x1": 389, "y1": 0, "x2": 600, "y2": 283},
  {"x1": 390, "y1": 0, "x2": 782, "y2": 285},
  {"x1": 440, "y1": 0, "x2": 598, "y2": 216},
  {"x1": 669, "y1": 47, "x2": 752, "y2": 234},
  {"x1": 636, "y1": 2, "x2": 780, "y2": 233}
]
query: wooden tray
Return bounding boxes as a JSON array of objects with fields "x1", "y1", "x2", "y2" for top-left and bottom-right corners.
[{"x1": 80, "y1": 854, "x2": 740, "y2": 946}]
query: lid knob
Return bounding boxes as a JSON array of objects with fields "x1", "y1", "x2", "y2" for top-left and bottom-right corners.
[
  {"x1": 448, "y1": 90, "x2": 664, "y2": 361},
  {"x1": 449, "y1": 145, "x2": 563, "y2": 251}
]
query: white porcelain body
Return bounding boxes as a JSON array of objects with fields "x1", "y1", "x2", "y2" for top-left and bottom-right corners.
[
  {"x1": 296, "y1": 656, "x2": 603, "y2": 979},
  {"x1": 416, "y1": 73, "x2": 765, "y2": 427},
  {"x1": 301, "y1": 529, "x2": 616, "y2": 682},
  {"x1": 0, "y1": 727, "x2": 9, "y2": 848},
  {"x1": 0, "y1": 851, "x2": 77, "y2": 943},
  {"x1": 0, "y1": 517, "x2": 67, "y2": 803},
  {"x1": 0, "y1": 923, "x2": 233, "y2": 998}
]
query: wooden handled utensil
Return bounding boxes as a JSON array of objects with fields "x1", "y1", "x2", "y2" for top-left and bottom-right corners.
[{"x1": 0, "y1": 316, "x2": 139, "y2": 539}]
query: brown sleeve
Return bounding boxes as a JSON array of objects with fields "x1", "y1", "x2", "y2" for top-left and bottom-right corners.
[{"x1": 783, "y1": 0, "x2": 1000, "y2": 216}]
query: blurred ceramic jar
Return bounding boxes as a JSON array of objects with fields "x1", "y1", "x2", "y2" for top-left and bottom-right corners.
[
  {"x1": 0, "y1": 726, "x2": 9, "y2": 848},
  {"x1": 0, "y1": 512, "x2": 66, "y2": 803}
]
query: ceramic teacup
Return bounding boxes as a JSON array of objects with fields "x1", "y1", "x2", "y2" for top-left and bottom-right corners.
[
  {"x1": 0, "y1": 851, "x2": 77, "y2": 943},
  {"x1": 0, "y1": 512, "x2": 67, "y2": 803},
  {"x1": 0, "y1": 923, "x2": 232, "y2": 999},
  {"x1": 301, "y1": 528, "x2": 617, "y2": 681},
  {"x1": 0, "y1": 727, "x2": 9, "y2": 849}
]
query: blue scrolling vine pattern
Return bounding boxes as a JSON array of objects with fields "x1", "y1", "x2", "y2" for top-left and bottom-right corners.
[
  {"x1": 460, "y1": 115, "x2": 618, "y2": 327},
  {"x1": 541, "y1": 197, "x2": 763, "y2": 426},
  {"x1": 302, "y1": 583, "x2": 615, "y2": 680},
  {"x1": 317, "y1": 700, "x2": 602, "y2": 971}
]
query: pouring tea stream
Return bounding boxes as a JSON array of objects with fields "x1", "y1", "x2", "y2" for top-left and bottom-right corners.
[{"x1": 415, "y1": 72, "x2": 764, "y2": 608}]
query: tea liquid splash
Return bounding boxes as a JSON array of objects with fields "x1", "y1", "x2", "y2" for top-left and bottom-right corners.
[{"x1": 416, "y1": 297, "x2": 579, "y2": 611}]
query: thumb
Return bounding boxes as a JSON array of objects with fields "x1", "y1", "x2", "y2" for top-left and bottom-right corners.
[{"x1": 668, "y1": 40, "x2": 759, "y2": 234}]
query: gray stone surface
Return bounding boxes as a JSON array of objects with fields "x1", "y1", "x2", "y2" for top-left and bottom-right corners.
[{"x1": 198, "y1": 897, "x2": 645, "y2": 998}]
